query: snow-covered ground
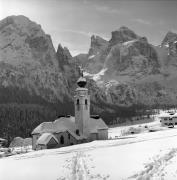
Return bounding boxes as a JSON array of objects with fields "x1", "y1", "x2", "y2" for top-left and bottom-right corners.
[{"x1": 1, "y1": 117, "x2": 177, "y2": 180}]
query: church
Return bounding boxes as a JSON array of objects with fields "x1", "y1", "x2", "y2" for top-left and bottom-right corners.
[{"x1": 31, "y1": 74, "x2": 108, "y2": 150}]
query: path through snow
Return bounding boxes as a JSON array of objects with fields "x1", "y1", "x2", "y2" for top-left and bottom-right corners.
[
  {"x1": 59, "y1": 151, "x2": 110, "y2": 180},
  {"x1": 129, "y1": 148, "x2": 177, "y2": 180}
]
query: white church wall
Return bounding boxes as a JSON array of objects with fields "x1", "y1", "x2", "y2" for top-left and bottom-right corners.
[
  {"x1": 74, "y1": 88, "x2": 90, "y2": 137},
  {"x1": 54, "y1": 131, "x2": 78, "y2": 147},
  {"x1": 90, "y1": 133, "x2": 98, "y2": 141},
  {"x1": 32, "y1": 134, "x2": 41, "y2": 150},
  {"x1": 36, "y1": 144, "x2": 46, "y2": 150},
  {"x1": 98, "y1": 129, "x2": 108, "y2": 140}
]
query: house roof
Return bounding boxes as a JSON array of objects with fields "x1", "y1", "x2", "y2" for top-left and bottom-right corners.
[
  {"x1": 36, "y1": 133, "x2": 58, "y2": 145},
  {"x1": 32, "y1": 116, "x2": 108, "y2": 136},
  {"x1": 159, "y1": 112, "x2": 177, "y2": 118}
]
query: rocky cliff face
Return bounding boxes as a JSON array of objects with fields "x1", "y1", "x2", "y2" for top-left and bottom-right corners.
[
  {"x1": 0, "y1": 16, "x2": 76, "y2": 141},
  {"x1": 161, "y1": 31, "x2": 177, "y2": 56},
  {"x1": 109, "y1": 26, "x2": 139, "y2": 45},
  {"x1": 1, "y1": 15, "x2": 177, "y2": 140},
  {"x1": 0, "y1": 15, "x2": 70, "y2": 104},
  {"x1": 88, "y1": 35, "x2": 108, "y2": 56},
  {"x1": 81, "y1": 27, "x2": 177, "y2": 109},
  {"x1": 84, "y1": 26, "x2": 160, "y2": 82}
]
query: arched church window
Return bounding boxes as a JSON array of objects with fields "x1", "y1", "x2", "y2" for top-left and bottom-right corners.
[
  {"x1": 76, "y1": 129, "x2": 80, "y2": 136},
  {"x1": 77, "y1": 99, "x2": 80, "y2": 111},
  {"x1": 60, "y1": 135, "x2": 64, "y2": 144}
]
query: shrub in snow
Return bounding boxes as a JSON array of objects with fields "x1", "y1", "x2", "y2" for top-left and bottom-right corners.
[{"x1": 121, "y1": 127, "x2": 142, "y2": 136}]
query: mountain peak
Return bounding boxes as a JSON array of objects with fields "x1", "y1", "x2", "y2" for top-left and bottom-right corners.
[
  {"x1": 91, "y1": 35, "x2": 108, "y2": 44},
  {"x1": 0, "y1": 15, "x2": 42, "y2": 36},
  {"x1": 57, "y1": 44, "x2": 72, "y2": 59},
  {"x1": 0, "y1": 15, "x2": 57, "y2": 66},
  {"x1": 110, "y1": 26, "x2": 139, "y2": 45},
  {"x1": 3, "y1": 15, "x2": 31, "y2": 23},
  {"x1": 56, "y1": 44, "x2": 72, "y2": 68},
  {"x1": 88, "y1": 35, "x2": 108, "y2": 56},
  {"x1": 161, "y1": 31, "x2": 177, "y2": 46},
  {"x1": 119, "y1": 26, "x2": 131, "y2": 31}
]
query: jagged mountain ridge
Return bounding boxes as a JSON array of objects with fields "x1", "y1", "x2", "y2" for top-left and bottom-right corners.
[
  {"x1": 161, "y1": 31, "x2": 177, "y2": 56},
  {"x1": 0, "y1": 15, "x2": 75, "y2": 140},
  {"x1": 76, "y1": 26, "x2": 177, "y2": 108},
  {"x1": 84, "y1": 27, "x2": 160, "y2": 80},
  {"x1": 1, "y1": 15, "x2": 177, "y2": 140},
  {"x1": 0, "y1": 15, "x2": 68, "y2": 101},
  {"x1": 0, "y1": 15, "x2": 118, "y2": 141}
]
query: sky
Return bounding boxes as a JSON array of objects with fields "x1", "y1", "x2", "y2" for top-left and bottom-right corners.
[{"x1": 0, "y1": 0, "x2": 177, "y2": 56}]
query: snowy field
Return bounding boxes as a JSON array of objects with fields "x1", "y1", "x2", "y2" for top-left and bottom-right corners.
[{"x1": 1, "y1": 119, "x2": 177, "y2": 179}]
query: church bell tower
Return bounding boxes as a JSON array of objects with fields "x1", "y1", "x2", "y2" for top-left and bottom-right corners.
[{"x1": 74, "y1": 71, "x2": 90, "y2": 137}]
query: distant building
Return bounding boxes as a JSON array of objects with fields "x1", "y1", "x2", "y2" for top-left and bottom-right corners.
[
  {"x1": 31, "y1": 74, "x2": 108, "y2": 150},
  {"x1": 159, "y1": 112, "x2": 177, "y2": 126},
  {"x1": 0, "y1": 138, "x2": 7, "y2": 147}
]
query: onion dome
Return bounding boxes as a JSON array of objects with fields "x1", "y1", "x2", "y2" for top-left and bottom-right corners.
[{"x1": 77, "y1": 77, "x2": 87, "y2": 87}]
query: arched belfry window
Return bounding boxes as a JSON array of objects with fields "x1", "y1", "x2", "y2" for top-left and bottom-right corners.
[
  {"x1": 85, "y1": 99, "x2": 88, "y2": 110},
  {"x1": 76, "y1": 99, "x2": 80, "y2": 111},
  {"x1": 60, "y1": 135, "x2": 64, "y2": 144}
]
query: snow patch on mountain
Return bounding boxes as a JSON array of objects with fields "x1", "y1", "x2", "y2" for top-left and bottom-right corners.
[
  {"x1": 123, "y1": 39, "x2": 136, "y2": 46},
  {"x1": 84, "y1": 68, "x2": 107, "y2": 81},
  {"x1": 164, "y1": 44, "x2": 169, "y2": 48},
  {"x1": 88, "y1": 55, "x2": 95, "y2": 60},
  {"x1": 105, "y1": 80, "x2": 119, "y2": 89}
]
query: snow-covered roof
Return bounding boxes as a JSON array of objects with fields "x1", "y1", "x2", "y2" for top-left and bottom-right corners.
[
  {"x1": 89, "y1": 118, "x2": 108, "y2": 132},
  {"x1": 36, "y1": 133, "x2": 58, "y2": 145},
  {"x1": 32, "y1": 116, "x2": 108, "y2": 136},
  {"x1": 159, "y1": 112, "x2": 177, "y2": 118},
  {"x1": 32, "y1": 116, "x2": 77, "y2": 135},
  {"x1": 0, "y1": 138, "x2": 6, "y2": 142}
]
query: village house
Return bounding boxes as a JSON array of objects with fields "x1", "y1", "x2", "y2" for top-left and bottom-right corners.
[
  {"x1": 159, "y1": 111, "x2": 177, "y2": 127},
  {"x1": 31, "y1": 74, "x2": 108, "y2": 150}
]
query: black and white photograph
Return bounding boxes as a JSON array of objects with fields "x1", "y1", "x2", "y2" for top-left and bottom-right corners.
[{"x1": 0, "y1": 0, "x2": 177, "y2": 179}]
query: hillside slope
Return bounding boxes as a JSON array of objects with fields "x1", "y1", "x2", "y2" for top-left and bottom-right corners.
[{"x1": 1, "y1": 125, "x2": 177, "y2": 180}]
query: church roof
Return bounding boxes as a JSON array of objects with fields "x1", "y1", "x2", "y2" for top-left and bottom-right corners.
[
  {"x1": 32, "y1": 116, "x2": 77, "y2": 135},
  {"x1": 36, "y1": 133, "x2": 58, "y2": 145},
  {"x1": 32, "y1": 116, "x2": 108, "y2": 135},
  {"x1": 89, "y1": 118, "x2": 108, "y2": 133},
  {"x1": 66, "y1": 129, "x2": 87, "y2": 140}
]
